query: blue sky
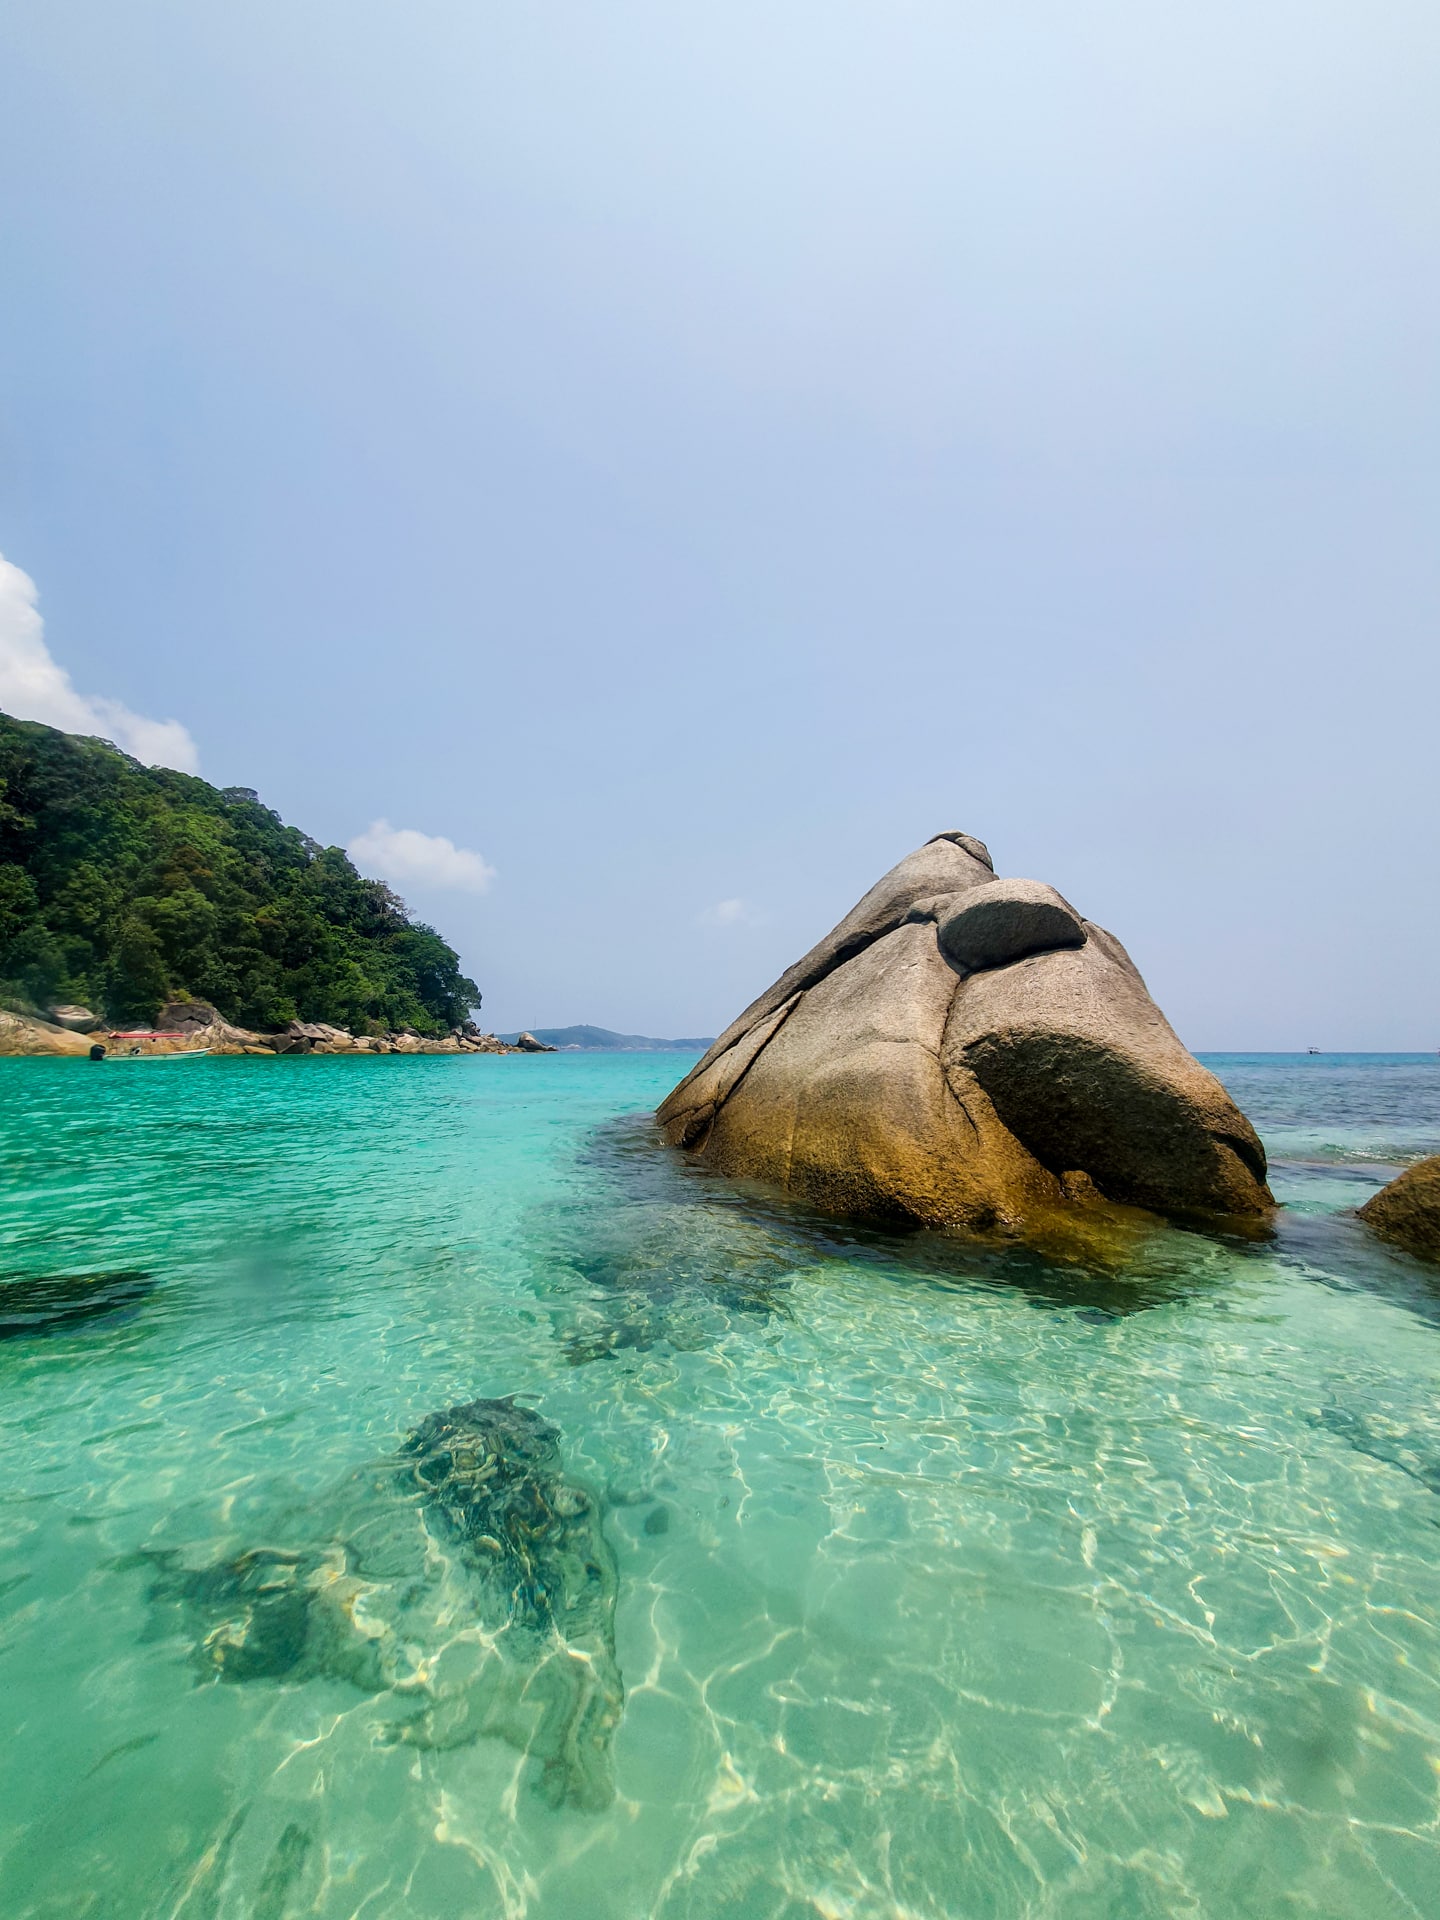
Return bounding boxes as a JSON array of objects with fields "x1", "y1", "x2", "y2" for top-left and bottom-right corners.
[{"x1": 2, "y1": 2, "x2": 1437, "y2": 1044}]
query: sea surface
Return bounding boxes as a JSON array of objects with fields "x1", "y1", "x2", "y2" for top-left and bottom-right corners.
[{"x1": 1, "y1": 1051, "x2": 1438, "y2": 1920}]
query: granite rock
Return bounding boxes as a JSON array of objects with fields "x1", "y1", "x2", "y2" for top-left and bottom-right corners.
[
  {"x1": 936, "y1": 878, "x2": 1086, "y2": 975},
  {"x1": 48, "y1": 1003, "x2": 102, "y2": 1033},
  {"x1": 657, "y1": 834, "x2": 1271, "y2": 1230},
  {"x1": 1358, "y1": 1157, "x2": 1440, "y2": 1262},
  {"x1": 0, "y1": 1009, "x2": 94, "y2": 1056},
  {"x1": 158, "y1": 998, "x2": 223, "y2": 1033}
]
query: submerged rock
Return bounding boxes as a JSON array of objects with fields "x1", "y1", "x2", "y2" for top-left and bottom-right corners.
[
  {"x1": 0, "y1": 1270, "x2": 155, "y2": 1339},
  {"x1": 145, "y1": 1544, "x2": 380, "y2": 1688},
  {"x1": 554, "y1": 1201, "x2": 795, "y2": 1363},
  {"x1": 399, "y1": 1399, "x2": 611, "y2": 1624},
  {"x1": 397, "y1": 1399, "x2": 622, "y2": 1800},
  {"x1": 657, "y1": 832, "x2": 1271, "y2": 1231},
  {"x1": 1358, "y1": 1157, "x2": 1440, "y2": 1262},
  {"x1": 140, "y1": 1396, "x2": 623, "y2": 1810}
]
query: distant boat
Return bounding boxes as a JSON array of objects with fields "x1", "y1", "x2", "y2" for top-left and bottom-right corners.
[{"x1": 1307, "y1": 1046, "x2": 1321, "y2": 1055}]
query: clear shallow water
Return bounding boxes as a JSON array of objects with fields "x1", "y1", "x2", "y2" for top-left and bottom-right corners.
[{"x1": 0, "y1": 1052, "x2": 1437, "y2": 1920}]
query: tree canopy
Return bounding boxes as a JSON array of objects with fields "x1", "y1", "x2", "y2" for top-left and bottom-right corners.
[{"x1": 0, "y1": 712, "x2": 481, "y2": 1033}]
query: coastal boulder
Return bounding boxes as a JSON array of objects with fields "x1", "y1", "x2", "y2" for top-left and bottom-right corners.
[
  {"x1": 158, "y1": 998, "x2": 222, "y2": 1034},
  {"x1": 1358, "y1": 1157, "x2": 1440, "y2": 1262},
  {"x1": 47, "y1": 1003, "x2": 101, "y2": 1033},
  {"x1": 657, "y1": 833, "x2": 1271, "y2": 1230},
  {"x1": 0, "y1": 1009, "x2": 95, "y2": 1056}
]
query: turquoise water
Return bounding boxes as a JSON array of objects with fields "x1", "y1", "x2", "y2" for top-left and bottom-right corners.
[{"x1": 1, "y1": 1051, "x2": 1438, "y2": 1919}]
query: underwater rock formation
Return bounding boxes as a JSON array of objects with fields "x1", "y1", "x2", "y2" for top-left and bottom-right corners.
[
  {"x1": 0, "y1": 1270, "x2": 155, "y2": 1339},
  {"x1": 658, "y1": 832, "x2": 1271, "y2": 1231},
  {"x1": 142, "y1": 1397, "x2": 623, "y2": 1810},
  {"x1": 144, "y1": 1543, "x2": 386, "y2": 1689},
  {"x1": 396, "y1": 1398, "x2": 622, "y2": 1803},
  {"x1": 1358, "y1": 1156, "x2": 1440, "y2": 1263},
  {"x1": 543, "y1": 1127, "x2": 798, "y2": 1363}
]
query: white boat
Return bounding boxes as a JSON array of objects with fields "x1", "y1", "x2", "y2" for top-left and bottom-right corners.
[{"x1": 94, "y1": 1047, "x2": 212, "y2": 1062}]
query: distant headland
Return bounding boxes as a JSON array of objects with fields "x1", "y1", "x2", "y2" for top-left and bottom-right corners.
[
  {"x1": 0, "y1": 710, "x2": 493, "y2": 1053},
  {"x1": 497, "y1": 1026, "x2": 715, "y2": 1053}
]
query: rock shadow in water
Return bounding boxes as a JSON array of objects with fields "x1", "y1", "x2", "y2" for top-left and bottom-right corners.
[{"x1": 138, "y1": 1397, "x2": 623, "y2": 1811}]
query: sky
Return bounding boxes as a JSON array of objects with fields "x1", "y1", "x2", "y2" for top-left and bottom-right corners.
[{"x1": 2, "y1": 2, "x2": 1437, "y2": 1046}]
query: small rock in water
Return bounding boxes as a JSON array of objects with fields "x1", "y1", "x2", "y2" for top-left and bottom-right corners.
[{"x1": 152, "y1": 1550, "x2": 316, "y2": 1682}]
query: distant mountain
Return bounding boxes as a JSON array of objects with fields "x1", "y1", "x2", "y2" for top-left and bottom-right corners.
[{"x1": 497, "y1": 1025, "x2": 714, "y2": 1052}]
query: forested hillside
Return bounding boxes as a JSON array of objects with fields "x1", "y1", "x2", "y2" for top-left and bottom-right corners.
[{"x1": 0, "y1": 712, "x2": 480, "y2": 1033}]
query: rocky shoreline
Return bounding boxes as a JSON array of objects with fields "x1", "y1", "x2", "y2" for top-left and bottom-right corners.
[{"x1": 0, "y1": 1002, "x2": 557, "y2": 1059}]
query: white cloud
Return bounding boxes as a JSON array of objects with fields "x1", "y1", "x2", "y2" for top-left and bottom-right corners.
[
  {"x1": 348, "y1": 818, "x2": 496, "y2": 894},
  {"x1": 697, "y1": 897, "x2": 763, "y2": 928},
  {"x1": 0, "y1": 553, "x2": 199, "y2": 773}
]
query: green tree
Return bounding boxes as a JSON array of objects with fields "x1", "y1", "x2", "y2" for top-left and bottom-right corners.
[{"x1": 0, "y1": 712, "x2": 482, "y2": 1033}]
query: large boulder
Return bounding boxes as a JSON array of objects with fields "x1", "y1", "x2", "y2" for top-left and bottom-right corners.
[
  {"x1": 657, "y1": 832, "x2": 1271, "y2": 1230},
  {"x1": 514, "y1": 1031, "x2": 558, "y2": 1053},
  {"x1": 1358, "y1": 1158, "x2": 1440, "y2": 1262},
  {"x1": 153, "y1": 998, "x2": 258, "y2": 1053},
  {"x1": 0, "y1": 1009, "x2": 95, "y2": 1056},
  {"x1": 48, "y1": 1003, "x2": 101, "y2": 1033},
  {"x1": 158, "y1": 998, "x2": 223, "y2": 1034}
]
